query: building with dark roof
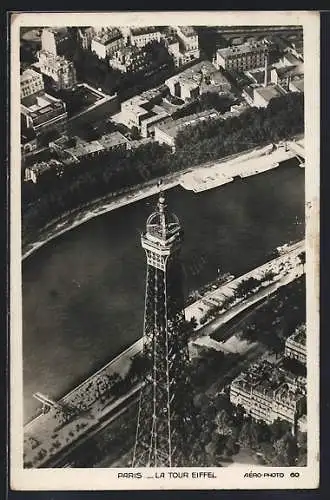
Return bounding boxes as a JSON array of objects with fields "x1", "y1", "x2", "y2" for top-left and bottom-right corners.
[
  {"x1": 230, "y1": 360, "x2": 306, "y2": 428},
  {"x1": 154, "y1": 108, "x2": 219, "y2": 150},
  {"x1": 37, "y1": 50, "x2": 76, "y2": 90},
  {"x1": 20, "y1": 68, "x2": 45, "y2": 99},
  {"x1": 165, "y1": 60, "x2": 231, "y2": 102},
  {"x1": 49, "y1": 131, "x2": 131, "y2": 164},
  {"x1": 21, "y1": 92, "x2": 68, "y2": 135},
  {"x1": 91, "y1": 28, "x2": 124, "y2": 59},
  {"x1": 109, "y1": 45, "x2": 151, "y2": 73},
  {"x1": 252, "y1": 84, "x2": 286, "y2": 108},
  {"x1": 285, "y1": 325, "x2": 306, "y2": 365},
  {"x1": 130, "y1": 26, "x2": 161, "y2": 48},
  {"x1": 25, "y1": 159, "x2": 64, "y2": 183},
  {"x1": 215, "y1": 40, "x2": 270, "y2": 72}
]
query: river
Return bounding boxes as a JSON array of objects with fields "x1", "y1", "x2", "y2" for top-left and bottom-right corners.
[{"x1": 23, "y1": 158, "x2": 304, "y2": 422}]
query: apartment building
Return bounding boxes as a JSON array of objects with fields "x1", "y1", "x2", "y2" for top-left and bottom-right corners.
[
  {"x1": 284, "y1": 325, "x2": 306, "y2": 365},
  {"x1": 154, "y1": 109, "x2": 219, "y2": 150},
  {"x1": 230, "y1": 360, "x2": 306, "y2": 428},
  {"x1": 130, "y1": 26, "x2": 161, "y2": 48},
  {"x1": 21, "y1": 93, "x2": 68, "y2": 135},
  {"x1": 215, "y1": 40, "x2": 269, "y2": 72},
  {"x1": 165, "y1": 60, "x2": 231, "y2": 102},
  {"x1": 20, "y1": 68, "x2": 44, "y2": 99},
  {"x1": 41, "y1": 27, "x2": 70, "y2": 57},
  {"x1": 37, "y1": 50, "x2": 77, "y2": 90},
  {"x1": 91, "y1": 28, "x2": 124, "y2": 59},
  {"x1": 109, "y1": 46, "x2": 150, "y2": 73}
]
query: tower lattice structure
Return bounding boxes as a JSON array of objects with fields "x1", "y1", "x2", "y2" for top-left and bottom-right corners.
[{"x1": 132, "y1": 190, "x2": 194, "y2": 467}]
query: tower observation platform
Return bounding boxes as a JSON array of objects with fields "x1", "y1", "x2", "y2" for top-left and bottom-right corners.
[{"x1": 132, "y1": 188, "x2": 197, "y2": 467}]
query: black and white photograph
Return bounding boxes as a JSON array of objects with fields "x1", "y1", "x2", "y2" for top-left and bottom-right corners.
[{"x1": 10, "y1": 11, "x2": 319, "y2": 490}]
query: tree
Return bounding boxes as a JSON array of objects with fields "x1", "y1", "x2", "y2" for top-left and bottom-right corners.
[
  {"x1": 238, "y1": 419, "x2": 252, "y2": 448},
  {"x1": 297, "y1": 431, "x2": 307, "y2": 466},
  {"x1": 127, "y1": 353, "x2": 149, "y2": 383},
  {"x1": 215, "y1": 409, "x2": 234, "y2": 436},
  {"x1": 235, "y1": 277, "x2": 260, "y2": 299},
  {"x1": 223, "y1": 434, "x2": 239, "y2": 457},
  {"x1": 189, "y1": 316, "x2": 198, "y2": 331},
  {"x1": 269, "y1": 418, "x2": 292, "y2": 443},
  {"x1": 298, "y1": 251, "x2": 306, "y2": 272},
  {"x1": 273, "y1": 432, "x2": 298, "y2": 466},
  {"x1": 130, "y1": 126, "x2": 141, "y2": 140},
  {"x1": 262, "y1": 269, "x2": 276, "y2": 283}
]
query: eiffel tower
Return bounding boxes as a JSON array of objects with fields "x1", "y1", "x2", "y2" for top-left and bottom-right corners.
[{"x1": 132, "y1": 188, "x2": 195, "y2": 467}]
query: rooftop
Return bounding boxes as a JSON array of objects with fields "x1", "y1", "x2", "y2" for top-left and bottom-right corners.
[
  {"x1": 131, "y1": 26, "x2": 160, "y2": 36},
  {"x1": 275, "y1": 63, "x2": 304, "y2": 79},
  {"x1": 246, "y1": 67, "x2": 272, "y2": 85},
  {"x1": 66, "y1": 140, "x2": 104, "y2": 158},
  {"x1": 177, "y1": 26, "x2": 197, "y2": 37},
  {"x1": 231, "y1": 360, "x2": 305, "y2": 404},
  {"x1": 274, "y1": 383, "x2": 303, "y2": 406},
  {"x1": 254, "y1": 84, "x2": 286, "y2": 103},
  {"x1": 21, "y1": 68, "x2": 43, "y2": 84},
  {"x1": 112, "y1": 45, "x2": 144, "y2": 58},
  {"x1": 27, "y1": 159, "x2": 62, "y2": 174},
  {"x1": 38, "y1": 50, "x2": 74, "y2": 68},
  {"x1": 217, "y1": 40, "x2": 269, "y2": 59},
  {"x1": 283, "y1": 52, "x2": 302, "y2": 66},
  {"x1": 290, "y1": 78, "x2": 304, "y2": 93},
  {"x1": 21, "y1": 93, "x2": 66, "y2": 126},
  {"x1": 93, "y1": 28, "x2": 123, "y2": 45},
  {"x1": 287, "y1": 324, "x2": 306, "y2": 346},
  {"x1": 98, "y1": 131, "x2": 129, "y2": 148},
  {"x1": 156, "y1": 108, "x2": 219, "y2": 138},
  {"x1": 166, "y1": 60, "x2": 230, "y2": 88}
]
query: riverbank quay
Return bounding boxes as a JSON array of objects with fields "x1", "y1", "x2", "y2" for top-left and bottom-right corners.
[
  {"x1": 24, "y1": 240, "x2": 304, "y2": 468},
  {"x1": 185, "y1": 239, "x2": 304, "y2": 327},
  {"x1": 22, "y1": 137, "x2": 304, "y2": 261},
  {"x1": 179, "y1": 140, "x2": 304, "y2": 193},
  {"x1": 24, "y1": 340, "x2": 143, "y2": 468}
]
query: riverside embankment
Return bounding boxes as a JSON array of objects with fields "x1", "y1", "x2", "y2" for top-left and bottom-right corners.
[
  {"x1": 24, "y1": 239, "x2": 304, "y2": 468},
  {"x1": 23, "y1": 159, "x2": 304, "y2": 423}
]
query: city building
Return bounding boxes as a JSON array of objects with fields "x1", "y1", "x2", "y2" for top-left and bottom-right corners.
[
  {"x1": 21, "y1": 131, "x2": 38, "y2": 158},
  {"x1": 132, "y1": 191, "x2": 196, "y2": 467},
  {"x1": 129, "y1": 26, "x2": 161, "y2": 48},
  {"x1": 215, "y1": 40, "x2": 270, "y2": 72},
  {"x1": 252, "y1": 84, "x2": 286, "y2": 108},
  {"x1": 21, "y1": 92, "x2": 68, "y2": 136},
  {"x1": 297, "y1": 414, "x2": 307, "y2": 433},
  {"x1": 154, "y1": 108, "x2": 219, "y2": 150},
  {"x1": 270, "y1": 65, "x2": 304, "y2": 92},
  {"x1": 49, "y1": 131, "x2": 131, "y2": 164},
  {"x1": 284, "y1": 325, "x2": 306, "y2": 365},
  {"x1": 165, "y1": 60, "x2": 231, "y2": 102},
  {"x1": 98, "y1": 131, "x2": 131, "y2": 151},
  {"x1": 41, "y1": 27, "x2": 70, "y2": 57},
  {"x1": 174, "y1": 25, "x2": 200, "y2": 63},
  {"x1": 289, "y1": 77, "x2": 304, "y2": 93},
  {"x1": 164, "y1": 36, "x2": 182, "y2": 67},
  {"x1": 20, "y1": 68, "x2": 44, "y2": 99},
  {"x1": 281, "y1": 51, "x2": 302, "y2": 67},
  {"x1": 119, "y1": 92, "x2": 171, "y2": 137},
  {"x1": 24, "y1": 159, "x2": 63, "y2": 183},
  {"x1": 37, "y1": 50, "x2": 77, "y2": 90},
  {"x1": 230, "y1": 360, "x2": 306, "y2": 429},
  {"x1": 109, "y1": 46, "x2": 151, "y2": 73},
  {"x1": 77, "y1": 27, "x2": 96, "y2": 50},
  {"x1": 91, "y1": 28, "x2": 124, "y2": 59}
]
